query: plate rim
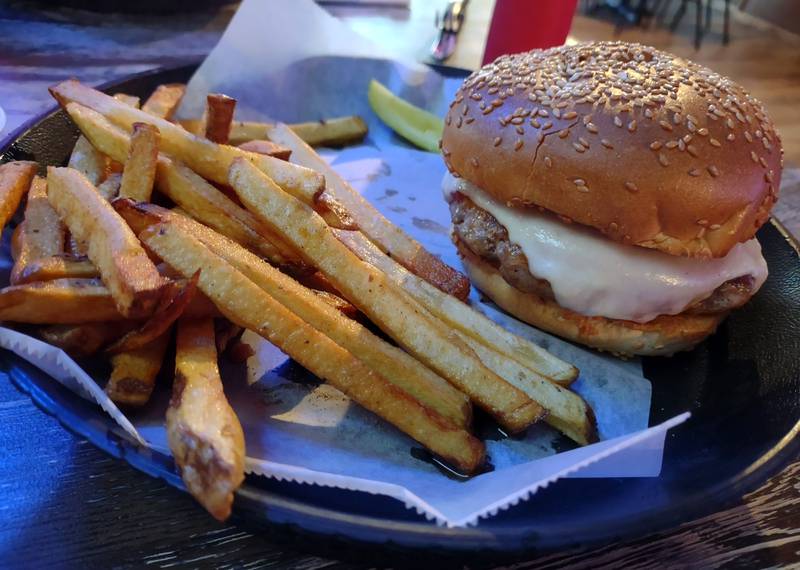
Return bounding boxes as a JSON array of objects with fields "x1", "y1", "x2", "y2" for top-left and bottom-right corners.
[{"x1": 2, "y1": 61, "x2": 800, "y2": 557}]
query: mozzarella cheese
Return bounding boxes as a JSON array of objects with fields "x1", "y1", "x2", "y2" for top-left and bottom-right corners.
[{"x1": 443, "y1": 173, "x2": 768, "y2": 323}]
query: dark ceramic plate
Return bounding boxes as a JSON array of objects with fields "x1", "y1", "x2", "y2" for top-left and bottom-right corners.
[{"x1": 1, "y1": 63, "x2": 799, "y2": 562}]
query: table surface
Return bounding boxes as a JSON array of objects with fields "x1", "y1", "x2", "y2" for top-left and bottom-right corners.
[{"x1": 1, "y1": 2, "x2": 799, "y2": 568}]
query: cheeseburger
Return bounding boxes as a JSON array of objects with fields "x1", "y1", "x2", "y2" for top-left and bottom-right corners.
[{"x1": 441, "y1": 42, "x2": 781, "y2": 356}]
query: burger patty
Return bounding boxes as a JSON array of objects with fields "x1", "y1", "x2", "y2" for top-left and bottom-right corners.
[{"x1": 448, "y1": 192, "x2": 757, "y2": 317}]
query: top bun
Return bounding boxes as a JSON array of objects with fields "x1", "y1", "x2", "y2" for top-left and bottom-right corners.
[{"x1": 441, "y1": 41, "x2": 782, "y2": 258}]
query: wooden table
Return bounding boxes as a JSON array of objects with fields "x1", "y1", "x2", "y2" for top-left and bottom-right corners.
[{"x1": 1, "y1": 2, "x2": 798, "y2": 568}]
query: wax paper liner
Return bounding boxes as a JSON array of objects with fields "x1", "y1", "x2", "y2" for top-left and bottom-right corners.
[
  {"x1": 239, "y1": 413, "x2": 690, "y2": 527},
  {"x1": 0, "y1": 326, "x2": 145, "y2": 446}
]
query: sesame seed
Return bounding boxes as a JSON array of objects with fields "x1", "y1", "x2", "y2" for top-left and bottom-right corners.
[
  {"x1": 563, "y1": 111, "x2": 577, "y2": 120},
  {"x1": 687, "y1": 144, "x2": 699, "y2": 157},
  {"x1": 573, "y1": 142, "x2": 585, "y2": 153},
  {"x1": 531, "y1": 118, "x2": 541, "y2": 128},
  {"x1": 544, "y1": 156, "x2": 553, "y2": 168},
  {"x1": 658, "y1": 153, "x2": 669, "y2": 166},
  {"x1": 688, "y1": 168, "x2": 701, "y2": 176},
  {"x1": 511, "y1": 117, "x2": 524, "y2": 125},
  {"x1": 462, "y1": 105, "x2": 470, "y2": 116},
  {"x1": 586, "y1": 122, "x2": 599, "y2": 134},
  {"x1": 542, "y1": 121, "x2": 553, "y2": 130},
  {"x1": 666, "y1": 140, "x2": 678, "y2": 149},
  {"x1": 558, "y1": 128, "x2": 570, "y2": 139},
  {"x1": 445, "y1": 115, "x2": 452, "y2": 126},
  {"x1": 759, "y1": 157, "x2": 768, "y2": 168},
  {"x1": 727, "y1": 133, "x2": 735, "y2": 141},
  {"x1": 673, "y1": 112, "x2": 682, "y2": 124},
  {"x1": 650, "y1": 141, "x2": 663, "y2": 150},
  {"x1": 710, "y1": 138, "x2": 722, "y2": 148},
  {"x1": 601, "y1": 139, "x2": 614, "y2": 149},
  {"x1": 491, "y1": 99, "x2": 503, "y2": 108},
  {"x1": 465, "y1": 117, "x2": 475, "y2": 124},
  {"x1": 515, "y1": 125, "x2": 525, "y2": 135},
  {"x1": 708, "y1": 165, "x2": 720, "y2": 177},
  {"x1": 614, "y1": 116, "x2": 623, "y2": 128},
  {"x1": 538, "y1": 109, "x2": 550, "y2": 117},
  {"x1": 659, "y1": 120, "x2": 673, "y2": 132},
  {"x1": 583, "y1": 114, "x2": 593, "y2": 126},
  {"x1": 456, "y1": 116, "x2": 463, "y2": 128},
  {"x1": 493, "y1": 137, "x2": 502, "y2": 147},
  {"x1": 574, "y1": 178, "x2": 586, "y2": 186},
  {"x1": 678, "y1": 139, "x2": 686, "y2": 151},
  {"x1": 553, "y1": 108, "x2": 561, "y2": 119},
  {"x1": 697, "y1": 127, "x2": 709, "y2": 136},
  {"x1": 514, "y1": 139, "x2": 524, "y2": 151},
  {"x1": 578, "y1": 137, "x2": 590, "y2": 148},
  {"x1": 470, "y1": 157, "x2": 479, "y2": 167},
  {"x1": 765, "y1": 171, "x2": 773, "y2": 182},
  {"x1": 726, "y1": 118, "x2": 735, "y2": 129},
  {"x1": 744, "y1": 131, "x2": 753, "y2": 143},
  {"x1": 750, "y1": 151, "x2": 759, "y2": 163},
  {"x1": 697, "y1": 218, "x2": 709, "y2": 226},
  {"x1": 627, "y1": 120, "x2": 637, "y2": 132},
  {"x1": 710, "y1": 224, "x2": 721, "y2": 230},
  {"x1": 625, "y1": 181, "x2": 638, "y2": 192}
]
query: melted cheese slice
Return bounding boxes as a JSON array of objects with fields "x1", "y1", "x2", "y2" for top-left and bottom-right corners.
[{"x1": 443, "y1": 173, "x2": 768, "y2": 323}]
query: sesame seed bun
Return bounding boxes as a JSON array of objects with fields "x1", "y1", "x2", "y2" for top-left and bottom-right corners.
[
  {"x1": 457, "y1": 240, "x2": 724, "y2": 356},
  {"x1": 441, "y1": 41, "x2": 783, "y2": 258}
]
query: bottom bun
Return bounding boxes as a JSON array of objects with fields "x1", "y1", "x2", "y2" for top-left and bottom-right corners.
[{"x1": 456, "y1": 241, "x2": 726, "y2": 357}]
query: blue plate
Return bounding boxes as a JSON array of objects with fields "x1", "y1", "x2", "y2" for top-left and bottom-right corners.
[{"x1": 1, "y1": 63, "x2": 799, "y2": 561}]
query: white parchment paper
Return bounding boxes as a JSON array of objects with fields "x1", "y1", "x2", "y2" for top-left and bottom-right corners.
[{"x1": 0, "y1": 0, "x2": 691, "y2": 527}]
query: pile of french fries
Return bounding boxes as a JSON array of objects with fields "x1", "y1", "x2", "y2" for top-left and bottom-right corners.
[{"x1": 0, "y1": 79, "x2": 596, "y2": 521}]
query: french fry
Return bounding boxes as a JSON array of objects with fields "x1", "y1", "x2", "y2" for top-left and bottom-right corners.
[
  {"x1": 168, "y1": 317, "x2": 244, "y2": 520},
  {"x1": 12, "y1": 254, "x2": 99, "y2": 284},
  {"x1": 141, "y1": 83, "x2": 185, "y2": 120},
  {"x1": 106, "y1": 273, "x2": 198, "y2": 354},
  {"x1": 0, "y1": 161, "x2": 37, "y2": 234},
  {"x1": 46, "y1": 167, "x2": 166, "y2": 318},
  {"x1": 204, "y1": 93, "x2": 236, "y2": 144},
  {"x1": 311, "y1": 289, "x2": 360, "y2": 320},
  {"x1": 106, "y1": 330, "x2": 170, "y2": 407},
  {"x1": 0, "y1": 278, "x2": 124, "y2": 323},
  {"x1": 63, "y1": 103, "x2": 304, "y2": 268},
  {"x1": 11, "y1": 224, "x2": 23, "y2": 261},
  {"x1": 138, "y1": 220, "x2": 484, "y2": 472},
  {"x1": 335, "y1": 230, "x2": 578, "y2": 385},
  {"x1": 115, "y1": 199, "x2": 472, "y2": 428},
  {"x1": 119, "y1": 122, "x2": 159, "y2": 201},
  {"x1": 155, "y1": 157, "x2": 303, "y2": 267},
  {"x1": 96, "y1": 172, "x2": 122, "y2": 201},
  {"x1": 286, "y1": 116, "x2": 368, "y2": 147},
  {"x1": 113, "y1": 93, "x2": 141, "y2": 108},
  {"x1": 228, "y1": 158, "x2": 543, "y2": 433},
  {"x1": 333, "y1": 230, "x2": 593, "y2": 444},
  {"x1": 39, "y1": 322, "x2": 132, "y2": 357},
  {"x1": 237, "y1": 140, "x2": 291, "y2": 160},
  {"x1": 68, "y1": 135, "x2": 107, "y2": 186},
  {"x1": 51, "y1": 81, "x2": 324, "y2": 200},
  {"x1": 11, "y1": 176, "x2": 65, "y2": 283},
  {"x1": 264, "y1": 123, "x2": 471, "y2": 301},
  {"x1": 182, "y1": 116, "x2": 368, "y2": 147}
]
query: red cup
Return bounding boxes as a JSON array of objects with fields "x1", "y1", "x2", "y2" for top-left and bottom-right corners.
[{"x1": 482, "y1": 0, "x2": 579, "y2": 65}]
